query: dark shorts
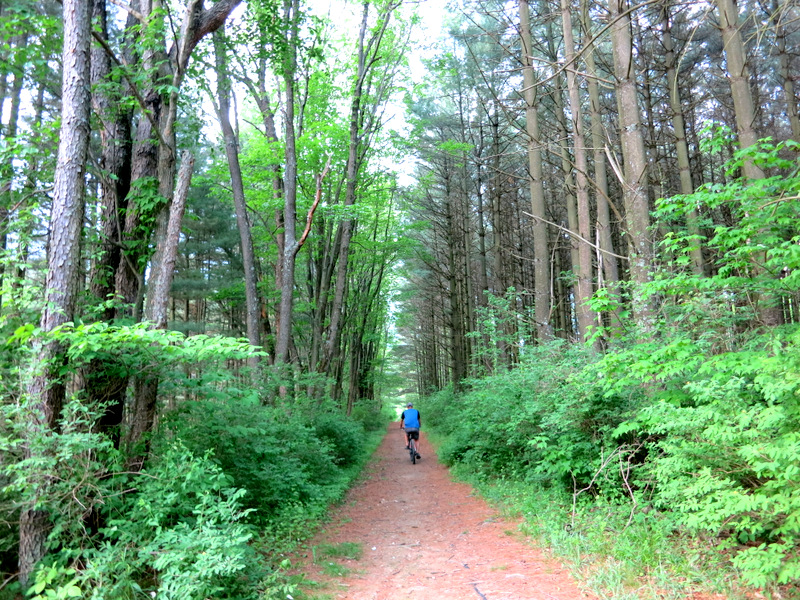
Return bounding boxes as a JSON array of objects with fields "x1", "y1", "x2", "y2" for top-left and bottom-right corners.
[{"x1": 405, "y1": 428, "x2": 419, "y2": 440}]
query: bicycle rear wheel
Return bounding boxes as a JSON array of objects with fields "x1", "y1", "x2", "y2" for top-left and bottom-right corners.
[{"x1": 409, "y1": 440, "x2": 416, "y2": 464}]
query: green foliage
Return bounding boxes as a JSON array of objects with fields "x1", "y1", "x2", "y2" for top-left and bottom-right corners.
[
  {"x1": 164, "y1": 401, "x2": 340, "y2": 518},
  {"x1": 27, "y1": 565, "x2": 82, "y2": 600},
  {"x1": 311, "y1": 413, "x2": 364, "y2": 467},
  {"x1": 421, "y1": 137, "x2": 800, "y2": 595},
  {"x1": 617, "y1": 328, "x2": 800, "y2": 588},
  {"x1": 81, "y1": 444, "x2": 257, "y2": 600},
  {"x1": 423, "y1": 340, "x2": 630, "y2": 489}
]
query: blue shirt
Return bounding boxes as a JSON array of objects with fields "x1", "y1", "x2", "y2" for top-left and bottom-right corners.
[{"x1": 402, "y1": 408, "x2": 420, "y2": 429}]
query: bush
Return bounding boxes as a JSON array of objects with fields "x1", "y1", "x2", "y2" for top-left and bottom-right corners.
[
  {"x1": 311, "y1": 413, "x2": 365, "y2": 466},
  {"x1": 163, "y1": 400, "x2": 339, "y2": 520},
  {"x1": 350, "y1": 402, "x2": 390, "y2": 432},
  {"x1": 80, "y1": 444, "x2": 256, "y2": 600}
]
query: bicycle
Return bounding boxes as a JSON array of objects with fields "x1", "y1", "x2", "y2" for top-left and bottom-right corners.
[{"x1": 403, "y1": 427, "x2": 421, "y2": 464}]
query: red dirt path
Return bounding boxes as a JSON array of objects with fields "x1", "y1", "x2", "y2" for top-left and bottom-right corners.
[{"x1": 297, "y1": 423, "x2": 595, "y2": 600}]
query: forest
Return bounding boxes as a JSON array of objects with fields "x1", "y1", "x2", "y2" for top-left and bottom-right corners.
[{"x1": 1, "y1": 0, "x2": 799, "y2": 597}]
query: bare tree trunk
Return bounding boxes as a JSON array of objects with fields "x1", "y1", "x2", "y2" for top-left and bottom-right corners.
[
  {"x1": 560, "y1": 0, "x2": 596, "y2": 345},
  {"x1": 126, "y1": 153, "x2": 194, "y2": 454},
  {"x1": 773, "y1": 0, "x2": 800, "y2": 140},
  {"x1": 716, "y1": 0, "x2": 764, "y2": 180},
  {"x1": 0, "y1": 32, "x2": 28, "y2": 313},
  {"x1": 716, "y1": 0, "x2": 783, "y2": 325},
  {"x1": 582, "y1": 0, "x2": 621, "y2": 328},
  {"x1": 19, "y1": 0, "x2": 92, "y2": 584},
  {"x1": 609, "y1": 0, "x2": 654, "y2": 329},
  {"x1": 490, "y1": 109, "x2": 505, "y2": 298},
  {"x1": 661, "y1": 0, "x2": 704, "y2": 275},
  {"x1": 214, "y1": 30, "x2": 261, "y2": 367},
  {"x1": 519, "y1": 0, "x2": 553, "y2": 341},
  {"x1": 275, "y1": 0, "x2": 301, "y2": 367},
  {"x1": 88, "y1": 0, "x2": 133, "y2": 313},
  {"x1": 475, "y1": 126, "x2": 489, "y2": 304},
  {"x1": 84, "y1": 0, "x2": 134, "y2": 443}
]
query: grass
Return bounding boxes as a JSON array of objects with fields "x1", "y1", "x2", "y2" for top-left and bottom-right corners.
[{"x1": 313, "y1": 542, "x2": 363, "y2": 562}]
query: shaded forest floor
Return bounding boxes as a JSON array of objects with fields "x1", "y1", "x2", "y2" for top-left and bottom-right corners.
[{"x1": 293, "y1": 423, "x2": 595, "y2": 600}]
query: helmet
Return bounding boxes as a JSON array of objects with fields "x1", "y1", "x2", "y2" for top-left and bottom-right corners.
[{"x1": 407, "y1": 402, "x2": 413, "y2": 407}]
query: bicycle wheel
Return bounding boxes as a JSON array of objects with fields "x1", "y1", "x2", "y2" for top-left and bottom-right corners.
[{"x1": 410, "y1": 440, "x2": 416, "y2": 464}]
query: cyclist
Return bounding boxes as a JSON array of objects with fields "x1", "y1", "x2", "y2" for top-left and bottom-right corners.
[{"x1": 400, "y1": 402, "x2": 421, "y2": 458}]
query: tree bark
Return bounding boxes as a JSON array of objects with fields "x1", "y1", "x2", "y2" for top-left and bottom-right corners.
[
  {"x1": 88, "y1": 0, "x2": 133, "y2": 314},
  {"x1": 0, "y1": 32, "x2": 28, "y2": 314},
  {"x1": 609, "y1": 0, "x2": 654, "y2": 329},
  {"x1": 519, "y1": 0, "x2": 553, "y2": 342},
  {"x1": 19, "y1": 0, "x2": 92, "y2": 585},
  {"x1": 716, "y1": 0, "x2": 764, "y2": 180},
  {"x1": 773, "y1": 0, "x2": 800, "y2": 140},
  {"x1": 661, "y1": 1, "x2": 704, "y2": 275},
  {"x1": 125, "y1": 153, "x2": 194, "y2": 455},
  {"x1": 560, "y1": 0, "x2": 596, "y2": 345},
  {"x1": 214, "y1": 30, "x2": 261, "y2": 367},
  {"x1": 582, "y1": 0, "x2": 622, "y2": 327},
  {"x1": 274, "y1": 0, "x2": 301, "y2": 366}
]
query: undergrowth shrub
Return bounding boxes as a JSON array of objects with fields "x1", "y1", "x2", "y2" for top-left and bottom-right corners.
[
  {"x1": 615, "y1": 327, "x2": 800, "y2": 588},
  {"x1": 424, "y1": 340, "x2": 636, "y2": 490},
  {"x1": 81, "y1": 444, "x2": 257, "y2": 600},
  {"x1": 311, "y1": 413, "x2": 364, "y2": 466},
  {"x1": 1, "y1": 323, "x2": 375, "y2": 599},
  {"x1": 163, "y1": 401, "x2": 342, "y2": 519}
]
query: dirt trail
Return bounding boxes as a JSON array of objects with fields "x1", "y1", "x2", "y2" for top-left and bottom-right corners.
[{"x1": 298, "y1": 423, "x2": 594, "y2": 600}]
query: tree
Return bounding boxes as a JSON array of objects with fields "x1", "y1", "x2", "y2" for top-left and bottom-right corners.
[
  {"x1": 320, "y1": 0, "x2": 404, "y2": 378},
  {"x1": 519, "y1": 0, "x2": 553, "y2": 342},
  {"x1": 609, "y1": 0, "x2": 654, "y2": 328},
  {"x1": 19, "y1": 0, "x2": 92, "y2": 584},
  {"x1": 213, "y1": 29, "x2": 261, "y2": 368},
  {"x1": 560, "y1": 0, "x2": 596, "y2": 344},
  {"x1": 715, "y1": 0, "x2": 763, "y2": 180}
]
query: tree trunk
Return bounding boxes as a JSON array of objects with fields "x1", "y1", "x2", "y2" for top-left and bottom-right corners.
[
  {"x1": 582, "y1": 0, "x2": 622, "y2": 327},
  {"x1": 88, "y1": 0, "x2": 133, "y2": 313},
  {"x1": 519, "y1": 0, "x2": 553, "y2": 342},
  {"x1": 0, "y1": 32, "x2": 28, "y2": 313},
  {"x1": 274, "y1": 0, "x2": 301, "y2": 367},
  {"x1": 716, "y1": 0, "x2": 764, "y2": 180},
  {"x1": 19, "y1": 0, "x2": 92, "y2": 584},
  {"x1": 214, "y1": 30, "x2": 261, "y2": 367},
  {"x1": 126, "y1": 153, "x2": 194, "y2": 455},
  {"x1": 773, "y1": 0, "x2": 800, "y2": 140},
  {"x1": 661, "y1": 1, "x2": 704, "y2": 275},
  {"x1": 546, "y1": 17, "x2": 580, "y2": 338},
  {"x1": 609, "y1": 0, "x2": 655, "y2": 329},
  {"x1": 560, "y1": 0, "x2": 596, "y2": 345},
  {"x1": 716, "y1": 0, "x2": 783, "y2": 325}
]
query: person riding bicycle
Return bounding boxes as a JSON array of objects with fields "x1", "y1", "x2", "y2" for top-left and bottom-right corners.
[{"x1": 400, "y1": 402, "x2": 421, "y2": 458}]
